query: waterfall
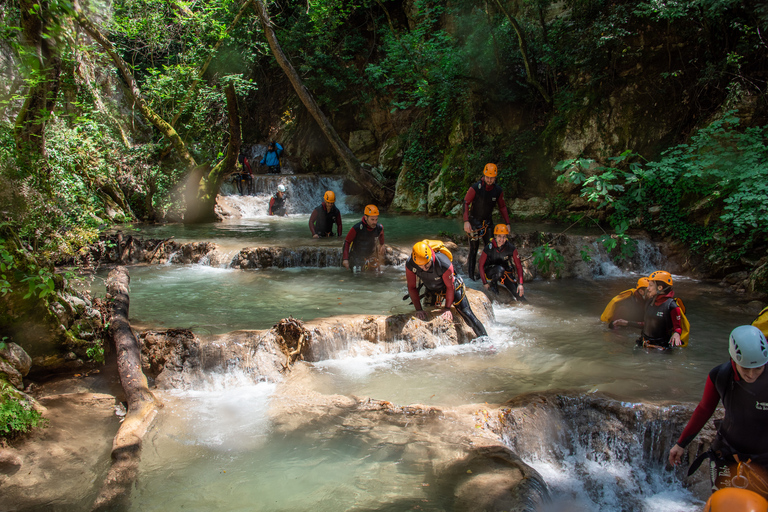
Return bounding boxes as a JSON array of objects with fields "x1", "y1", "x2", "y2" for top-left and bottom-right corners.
[
  {"x1": 586, "y1": 237, "x2": 667, "y2": 278},
  {"x1": 219, "y1": 175, "x2": 353, "y2": 216}
]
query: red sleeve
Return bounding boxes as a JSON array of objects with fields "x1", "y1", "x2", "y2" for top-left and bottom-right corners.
[
  {"x1": 336, "y1": 211, "x2": 342, "y2": 236},
  {"x1": 406, "y1": 268, "x2": 422, "y2": 311},
  {"x1": 512, "y1": 249, "x2": 523, "y2": 285},
  {"x1": 269, "y1": 197, "x2": 275, "y2": 215},
  {"x1": 463, "y1": 187, "x2": 476, "y2": 221},
  {"x1": 677, "y1": 375, "x2": 720, "y2": 447},
  {"x1": 309, "y1": 209, "x2": 317, "y2": 236},
  {"x1": 497, "y1": 192, "x2": 511, "y2": 225},
  {"x1": 671, "y1": 305, "x2": 683, "y2": 334},
  {"x1": 479, "y1": 251, "x2": 489, "y2": 284},
  {"x1": 342, "y1": 228, "x2": 357, "y2": 260},
  {"x1": 442, "y1": 266, "x2": 455, "y2": 308},
  {"x1": 244, "y1": 159, "x2": 253, "y2": 174}
]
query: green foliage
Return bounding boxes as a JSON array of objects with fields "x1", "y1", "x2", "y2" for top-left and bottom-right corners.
[
  {"x1": 0, "y1": 386, "x2": 47, "y2": 439},
  {"x1": 556, "y1": 113, "x2": 768, "y2": 262},
  {"x1": 86, "y1": 343, "x2": 105, "y2": 363},
  {"x1": 531, "y1": 242, "x2": 564, "y2": 277}
]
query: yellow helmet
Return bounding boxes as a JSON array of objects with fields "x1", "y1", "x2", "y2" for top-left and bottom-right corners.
[
  {"x1": 493, "y1": 224, "x2": 509, "y2": 235},
  {"x1": 636, "y1": 277, "x2": 650, "y2": 289},
  {"x1": 412, "y1": 241, "x2": 432, "y2": 266},
  {"x1": 483, "y1": 163, "x2": 498, "y2": 177},
  {"x1": 364, "y1": 205, "x2": 379, "y2": 216},
  {"x1": 648, "y1": 270, "x2": 673, "y2": 287},
  {"x1": 704, "y1": 488, "x2": 768, "y2": 512},
  {"x1": 323, "y1": 190, "x2": 336, "y2": 204}
]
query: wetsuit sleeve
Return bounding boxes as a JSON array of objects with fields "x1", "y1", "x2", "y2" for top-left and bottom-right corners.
[
  {"x1": 244, "y1": 158, "x2": 253, "y2": 174},
  {"x1": 512, "y1": 249, "x2": 523, "y2": 285},
  {"x1": 497, "y1": 193, "x2": 511, "y2": 225},
  {"x1": 269, "y1": 197, "x2": 275, "y2": 215},
  {"x1": 463, "y1": 187, "x2": 476, "y2": 222},
  {"x1": 406, "y1": 268, "x2": 422, "y2": 311},
  {"x1": 479, "y1": 251, "x2": 489, "y2": 284},
  {"x1": 671, "y1": 305, "x2": 683, "y2": 334},
  {"x1": 309, "y1": 209, "x2": 317, "y2": 236},
  {"x1": 442, "y1": 266, "x2": 455, "y2": 308},
  {"x1": 276, "y1": 143, "x2": 283, "y2": 156},
  {"x1": 342, "y1": 227, "x2": 357, "y2": 260},
  {"x1": 677, "y1": 375, "x2": 721, "y2": 448},
  {"x1": 336, "y1": 211, "x2": 342, "y2": 236}
]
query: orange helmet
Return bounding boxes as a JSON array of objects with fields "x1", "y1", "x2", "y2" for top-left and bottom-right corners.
[
  {"x1": 704, "y1": 488, "x2": 768, "y2": 512},
  {"x1": 323, "y1": 190, "x2": 336, "y2": 204},
  {"x1": 412, "y1": 242, "x2": 432, "y2": 266},
  {"x1": 364, "y1": 205, "x2": 379, "y2": 216},
  {"x1": 636, "y1": 277, "x2": 650, "y2": 289},
  {"x1": 483, "y1": 163, "x2": 498, "y2": 177},
  {"x1": 493, "y1": 224, "x2": 509, "y2": 235},
  {"x1": 648, "y1": 270, "x2": 673, "y2": 287}
]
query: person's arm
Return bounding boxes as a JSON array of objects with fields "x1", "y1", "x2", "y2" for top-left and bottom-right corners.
[
  {"x1": 479, "y1": 251, "x2": 489, "y2": 285},
  {"x1": 497, "y1": 192, "x2": 511, "y2": 227},
  {"x1": 669, "y1": 375, "x2": 720, "y2": 465},
  {"x1": 309, "y1": 209, "x2": 318, "y2": 236},
  {"x1": 511, "y1": 247, "x2": 524, "y2": 296},
  {"x1": 406, "y1": 268, "x2": 425, "y2": 318},
  {"x1": 342, "y1": 228, "x2": 356, "y2": 263},
  {"x1": 463, "y1": 187, "x2": 476, "y2": 233},
  {"x1": 440, "y1": 267, "x2": 455, "y2": 321},
  {"x1": 244, "y1": 158, "x2": 253, "y2": 174},
  {"x1": 269, "y1": 197, "x2": 275, "y2": 215}
]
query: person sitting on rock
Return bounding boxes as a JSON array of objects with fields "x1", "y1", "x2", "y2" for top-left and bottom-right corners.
[
  {"x1": 601, "y1": 277, "x2": 650, "y2": 329},
  {"x1": 309, "y1": 190, "x2": 342, "y2": 238},
  {"x1": 269, "y1": 185, "x2": 287, "y2": 216},
  {"x1": 405, "y1": 241, "x2": 487, "y2": 339},
  {"x1": 478, "y1": 224, "x2": 525, "y2": 301},
  {"x1": 463, "y1": 163, "x2": 512, "y2": 281},
  {"x1": 343, "y1": 204, "x2": 385, "y2": 271},
  {"x1": 260, "y1": 141, "x2": 283, "y2": 174},
  {"x1": 669, "y1": 325, "x2": 768, "y2": 500},
  {"x1": 636, "y1": 270, "x2": 688, "y2": 349}
]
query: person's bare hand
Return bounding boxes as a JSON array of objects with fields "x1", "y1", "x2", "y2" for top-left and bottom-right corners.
[
  {"x1": 613, "y1": 319, "x2": 628, "y2": 327},
  {"x1": 464, "y1": 221, "x2": 472, "y2": 234},
  {"x1": 671, "y1": 332, "x2": 682, "y2": 346},
  {"x1": 312, "y1": 234, "x2": 320, "y2": 239},
  {"x1": 440, "y1": 309, "x2": 453, "y2": 321},
  {"x1": 415, "y1": 310, "x2": 427, "y2": 320},
  {"x1": 342, "y1": 260, "x2": 349, "y2": 269},
  {"x1": 669, "y1": 444, "x2": 684, "y2": 466}
]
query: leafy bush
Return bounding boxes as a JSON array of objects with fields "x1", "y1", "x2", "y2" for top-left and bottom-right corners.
[{"x1": 0, "y1": 388, "x2": 47, "y2": 439}]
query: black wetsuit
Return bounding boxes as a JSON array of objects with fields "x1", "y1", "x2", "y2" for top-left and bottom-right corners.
[
  {"x1": 479, "y1": 239, "x2": 525, "y2": 301},
  {"x1": 405, "y1": 252, "x2": 487, "y2": 338},
  {"x1": 639, "y1": 297, "x2": 681, "y2": 348},
  {"x1": 464, "y1": 180, "x2": 504, "y2": 280},
  {"x1": 344, "y1": 221, "x2": 383, "y2": 268},
  {"x1": 269, "y1": 194, "x2": 286, "y2": 216},
  {"x1": 309, "y1": 204, "x2": 341, "y2": 237}
]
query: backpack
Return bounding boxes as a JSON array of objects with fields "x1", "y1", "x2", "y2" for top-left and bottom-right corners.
[
  {"x1": 600, "y1": 288, "x2": 635, "y2": 323},
  {"x1": 421, "y1": 239, "x2": 453, "y2": 262},
  {"x1": 675, "y1": 297, "x2": 691, "y2": 347},
  {"x1": 753, "y1": 306, "x2": 768, "y2": 337}
]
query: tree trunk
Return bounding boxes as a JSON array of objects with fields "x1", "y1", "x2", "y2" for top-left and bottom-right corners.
[
  {"x1": 184, "y1": 84, "x2": 242, "y2": 223},
  {"x1": 493, "y1": 0, "x2": 551, "y2": 105},
  {"x1": 74, "y1": 6, "x2": 198, "y2": 172},
  {"x1": 253, "y1": 0, "x2": 392, "y2": 205},
  {"x1": 14, "y1": 0, "x2": 62, "y2": 165},
  {"x1": 92, "y1": 267, "x2": 159, "y2": 511}
]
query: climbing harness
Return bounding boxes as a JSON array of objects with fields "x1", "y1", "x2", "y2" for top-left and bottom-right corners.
[{"x1": 468, "y1": 221, "x2": 489, "y2": 242}]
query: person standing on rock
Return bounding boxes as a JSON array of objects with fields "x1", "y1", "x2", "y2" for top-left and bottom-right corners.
[
  {"x1": 260, "y1": 141, "x2": 283, "y2": 174},
  {"x1": 309, "y1": 191, "x2": 342, "y2": 238},
  {"x1": 405, "y1": 241, "x2": 487, "y2": 338},
  {"x1": 668, "y1": 325, "x2": 768, "y2": 500},
  {"x1": 636, "y1": 270, "x2": 689, "y2": 349},
  {"x1": 463, "y1": 163, "x2": 512, "y2": 281},
  {"x1": 343, "y1": 205, "x2": 386, "y2": 271},
  {"x1": 478, "y1": 224, "x2": 525, "y2": 301},
  {"x1": 600, "y1": 277, "x2": 650, "y2": 329},
  {"x1": 268, "y1": 185, "x2": 288, "y2": 216}
]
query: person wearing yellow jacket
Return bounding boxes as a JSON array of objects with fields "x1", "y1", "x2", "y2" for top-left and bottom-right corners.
[{"x1": 600, "y1": 277, "x2": 650, "y2": 329}]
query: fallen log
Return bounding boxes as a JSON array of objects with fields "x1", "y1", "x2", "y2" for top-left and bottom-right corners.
[{"x1": 92, "y1": 266, "x2": 160, "y2": 511}]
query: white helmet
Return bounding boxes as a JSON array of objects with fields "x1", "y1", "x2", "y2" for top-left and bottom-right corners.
[
  {"x1": 729, "y1": 325, "x2": 768, "y2": 368},
  {"x1": 277, "y1": 184, "x2": 286, "y2": 193}
]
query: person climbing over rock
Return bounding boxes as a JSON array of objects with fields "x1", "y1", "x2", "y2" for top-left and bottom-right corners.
[
  {"x1": 268, "y1": 184, "x2": 287, "y2": 216},
  {"x1": 405, "y1": 240, "x2": 487, "y2": 339},
  {"x1": 478, "y1": 224, "x2": 525, "y2": 301},
  {"x1": 260, "y1": 140, "x2": 283, "y2": 174},
  {"x1": 600, "y1": 277, "x2": 650, "y2": 329},
  {"x1": 342, "y1": 204, "x2": 385, "y2": 271},
  {"x1": 463, "y1": 163, "x2": 512, "y2": 281},
  {"x1": 668, "y1": 325, "x2": 768, "y2": 500},
  {"x1": 636, "y1": 270, "x2": 689, "y2": 349},
  {"x1": 309, "y1": 190, "x2": 342, "y2": 238}
]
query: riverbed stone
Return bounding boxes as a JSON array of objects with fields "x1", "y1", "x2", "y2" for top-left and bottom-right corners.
[{"x1": 0, "y1": 342, "x2": 33, "y2": 376}]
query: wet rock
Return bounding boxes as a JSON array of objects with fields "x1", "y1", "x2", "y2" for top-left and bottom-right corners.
[
  {"x1": 392, "y1": 165, "x2": 426, "y2": 212},
  {"x1": 139, "y1": 329, "x2": 201, "y2": 379},
  {"x1": 0, "y1": 342, "x2": 33, "y2": 376},
  {"x1": 348, "y1": 130, "x2": 377, "y2": 163},
  {"x1": 0, "y1": 359, "x2": 24, "y2": 389}
]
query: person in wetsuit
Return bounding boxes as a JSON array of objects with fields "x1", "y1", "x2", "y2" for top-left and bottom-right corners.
[
  {"x1": 478, "y1": 224, "x2": 525, "y2": 301},
  {"x1": 268, "y1": 184, "x2": 287, "y2": 216},
  {"x1": 309, "y1": 190, "x2": 342, "y2": 238},
  {"x1": 343, "y1": 204, "x2": 385, "y2": 271},
  {"x1": 637, "y1": 270, "x2": 684, "y2": 349},
  {"x1": 463, "y1": 163, "x2": 512, "y2": 281},
  {"x1": 234, "y1": 153, "x2": 254, "y2": 195},
  {"x1": 669, "y1": 325, "x2": 768, "y2": 500},
  {"x1": 601, "y1": 277, "x2": 650, "y2": 329},
  {"x1": 405, "y1": 241, "x2": 487, "y2": 339}
]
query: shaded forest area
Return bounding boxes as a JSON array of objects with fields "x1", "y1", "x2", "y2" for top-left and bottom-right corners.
[{"x1": 1, "y1": 0, "x2": 767, "y2": 433}]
